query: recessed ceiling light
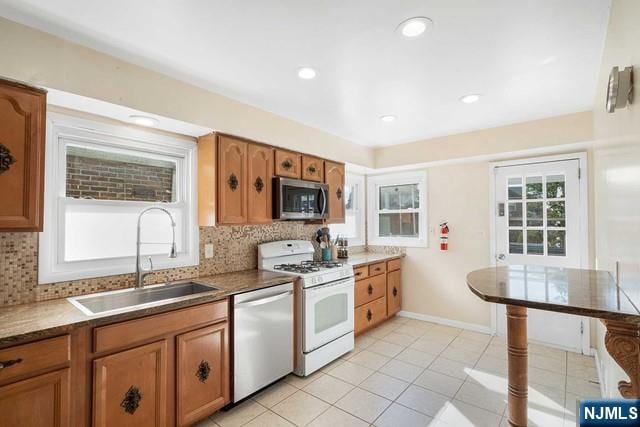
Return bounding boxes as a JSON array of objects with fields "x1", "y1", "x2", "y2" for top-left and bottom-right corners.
[
  {"x1": 397, "y1": 17, "x2": 433, "y2": 38},
  {"x1": 129, "y1": 115, "x2": 159, "y2": 127},
  {"x1": 460, "y1": 94, "x2": 481, "y2": 104},
  {"x1": 380, "y1": 115, "x2": 397, "y2": 123},
  {"x1": 297, "y1": 67, "x2": 317, "y2": 80}
]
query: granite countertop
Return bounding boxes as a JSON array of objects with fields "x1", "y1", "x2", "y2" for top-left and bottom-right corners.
[
  {"x1": 0, "y1": 269, "x2": 295, "y2": 348},
  {"x1": 467, "y1": 265, "x2": 640, "y2": 323},
  {"x1": 345, "y1": 252, "x2": 403, "y2": 267}
]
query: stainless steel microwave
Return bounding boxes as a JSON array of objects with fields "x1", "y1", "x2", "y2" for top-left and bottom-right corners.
[{"x1": 273, "y1": 177, "x2": 329, "y2": 220}]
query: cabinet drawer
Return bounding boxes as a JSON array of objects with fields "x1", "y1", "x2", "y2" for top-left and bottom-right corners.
[
  {"x1": 355, "y1": 297, "x2": 387, "y2": 335},
  {"x1": 355, "y1": 274, "x2": 386, "y2": 307},
  {"x1": 387, "y1": 258, "x2": 401, "y2": 272},
  {"x1": 368, "y1": 262, "x2": 386, "y2": 277},
  {"x1": 94, "y1": 300, "x2": 228, "y2": 353},
  {"x1": 0, "y1": 335, "x2": 70, "y2": 384},
  {"x1": 274, "y1": 149, "x2": 301, "y2": 179},
  {"x1": 353, "y1": 266, "x2": 368, "y2": 281},
  {"x1": 301, "y1": 156, "x2": 324, "y2": 182}
]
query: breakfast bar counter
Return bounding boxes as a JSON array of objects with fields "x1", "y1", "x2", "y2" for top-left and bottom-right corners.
[{"x1": 467, "y1": 265, "x2": 640, "y2": 427}]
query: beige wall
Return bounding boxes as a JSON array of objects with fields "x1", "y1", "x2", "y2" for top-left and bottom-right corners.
[
  {"x1": 591, "y1": 0, "x2": 640, "y2": 398},
  {"x1": 0, "y1": 17, "x2": 375, "y2": 167},
  {"x1": 375, "y1": 111, "x2": 593, "y2": 168}
]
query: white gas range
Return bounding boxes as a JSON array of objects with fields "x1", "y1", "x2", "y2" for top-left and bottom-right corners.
[{"x1": 258, "y1": 240, "x2": 355, "y2": 376}]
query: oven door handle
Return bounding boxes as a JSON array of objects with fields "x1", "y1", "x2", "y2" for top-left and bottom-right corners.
[
  {"x1": 234, "y1": 291, "x2": 293, "y2": 308},
  {"x1": 306, "y1": 278, "x2": 354, "y2": 293},
  {"x1": 319, "y1": 186, "x2": 327, "y2": 217}
]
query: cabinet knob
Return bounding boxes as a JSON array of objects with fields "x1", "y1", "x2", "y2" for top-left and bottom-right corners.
[
  {"x1": 0, "y1": 144, "x2": 16, "y2": 175},
  {"x1": 355, "y1": 271, "x2": 362, "y2": 277},
  {"x1": 393, "y1": 287, "x2": 398, "y2": 297},
  {"x1": 228, "y1": 173, "x2": 239, "y2": 191},
  {"x1": 366, "y1": 309, "x2": 372, "y2": 321},
  {"x1": 0, "y1": 358, "x2": 22, "y2": 369},
  {"x1": 196, "y1": 359, "x2": 211, "y2": 383},
  {"x1": 307, "y1": 165, "x2": 317, "y2": 174},
  {"x1": 254, "y1": 176, "x2": 264, "y2": 193},
  {"x1": 336, "y1": 187, "x2": 343, "y2": 200},
  {"x1": 120, "y1": 386, "x2": 142, "y2": 415},
  {"x1": 367, "y1": 284, "x2": 373, "y2": 295},
  {"x1": 282, "y1": 159, "x2": 293, "y2": 170}
]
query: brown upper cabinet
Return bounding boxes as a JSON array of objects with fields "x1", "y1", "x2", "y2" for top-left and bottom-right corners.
[
  {"x1": 247, "y1": 143, "x2": 274, "y2": 224},
  {"x1": 217, "y1": 134, "x2": 248, "y2": 224},
  {"x1": 0, "y1": 78, "x2": 46, "y2": 231},
  {"x1": 274, "y1": 149, "x2": 301, "y2": 179},
  {"x1": 301, "y1": 155, "x2": 324, "y2": 182},
  {"x1": 324, "y1": 161, "x2": 345, "y2": 223}
]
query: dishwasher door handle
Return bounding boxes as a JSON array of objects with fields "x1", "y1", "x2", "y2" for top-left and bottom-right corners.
[{"x1": 234, "y1": 291, "x2": 293, "y2": 308}]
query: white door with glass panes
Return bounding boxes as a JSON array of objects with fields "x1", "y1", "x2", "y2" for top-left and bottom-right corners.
[{"x1": 493, "y1": 158, "x2": 587, "y2": 353}]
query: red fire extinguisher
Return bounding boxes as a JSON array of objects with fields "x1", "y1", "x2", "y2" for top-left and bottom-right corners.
[{"x1": 440, "y1": 222, "x2": 449, "y2": 251}]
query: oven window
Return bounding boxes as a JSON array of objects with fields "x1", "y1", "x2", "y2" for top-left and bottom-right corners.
[
  {"x1": 283, "y1": 185, "x2": 322, "y2": 214},
  {"x1": 314, "y1": 293, "x2": 348, "y2": 334}
]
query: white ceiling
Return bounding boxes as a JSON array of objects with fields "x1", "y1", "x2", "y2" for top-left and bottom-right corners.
[{"x1": 0, "y1": 0, "x2": 610, "y2": 147}]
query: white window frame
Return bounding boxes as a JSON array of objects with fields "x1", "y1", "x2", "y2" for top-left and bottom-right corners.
[
  {"x1": 367, "y1": 170, "x2": 428, "y2": 247},
  {"x1": 329, "y1": 173, "x2": 366, "y2": 246},
  {"x1": 39, "y1": 113, "x2": 199, "y2": 284}
]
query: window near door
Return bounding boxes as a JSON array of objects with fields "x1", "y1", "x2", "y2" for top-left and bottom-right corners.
[
  {"x1": 329, "y1": 173, "x2": 365, "y2": 246},
  {"x1": 367, "y1": 171, "x2": 427, "y2": 247},
  {"x1": 507, "y1": 173, "x2": 567, "y2": 257},
  {"x1": 39, "y1": 113, "x2": 199, "y2": 284}
]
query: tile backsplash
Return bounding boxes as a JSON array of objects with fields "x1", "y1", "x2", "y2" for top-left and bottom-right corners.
[{"x1": 0, "y1": 222, "x2": 318, "y2": 306}]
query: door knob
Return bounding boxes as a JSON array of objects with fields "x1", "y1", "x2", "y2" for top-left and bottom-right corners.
[{"x1": 497, "y1": 254, "x2": 506, "y2": 261}]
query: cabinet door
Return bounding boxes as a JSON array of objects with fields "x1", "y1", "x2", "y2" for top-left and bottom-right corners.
[
  {"x1": 301, "y1": 155, "x2": 324, "y2": 182},
  {"x1": 93, "y1": 341, "x2": 167, "y2": 427},
  {"x1": 247, "y1": 143, "x2": 273, "y2": 224},
  {"x1": 0, "y1": 79, "x2": 46, "y2": 231},
  {"x1": 387, "y1": 270, "x2": 402, "y2": 317},
  {"x1": 324, "y1": 161, "x2": 345, "y2": 223},
  {"x1": 274, "y1": 149, "x2": 301, "y2": 179},
  {"x1": 0, "y1": 368, "x2": 70, "y2": 427},
  {"x1": 176, "y1": 322, "x2": 229, "y2": 426},
  {"x1": 217, "y1": 135, "x2": 247, "y2": 224}
]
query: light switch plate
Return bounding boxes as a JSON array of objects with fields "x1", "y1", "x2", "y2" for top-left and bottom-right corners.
[{"x1": 204, "y1": 243, "x2": 214, "y2": 258}]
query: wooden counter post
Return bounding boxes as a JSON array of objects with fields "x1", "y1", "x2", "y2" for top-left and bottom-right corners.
[
  {"x1": 602, "y1": 319, "x2": 640, "y2": 398},
  {"x1": 506, "y1": 305, "x2": 528, "y2": 427}
]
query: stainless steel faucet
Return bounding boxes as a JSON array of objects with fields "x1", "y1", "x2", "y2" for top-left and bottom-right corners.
[{"x1": 136, "y1": 206, "x2": 178, "y2": 288}]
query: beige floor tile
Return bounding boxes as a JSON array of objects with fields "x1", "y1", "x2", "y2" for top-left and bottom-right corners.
[
  {"x1": 529, "y1": 366, "x2": 566, "y2": 391},
  {"x1": 436, "y1": 399, "x2": 502, "y2": 427},
  {"x1": 420, "y1": 331, "x2": 457, "y2": 345},
  {"x1": 272, "y1": 391, "x2": 330, "y2": 426},
  {"x1": 354, "y1": 335, "x2": 377, "y2": 351},
  {"x1": 404, "y1": 319, "x2": 438, "y2": 330},
  {"x1": 307, "y1": 406, "x2": 369, "y2": 427},
  {"x1": 359, "y1": 372, "x2": 410, "y2": 400},
  {"x1": 367, "y1": 339, "x2": 405, "y2": 358},
  {"x1": 380, "y1": 331, "x2": 418, "y2": 347},
  {"x1": 368, "y1": 324, "x2": 398, "y2": 339},
  {"x1": 465, "y1": 368, "x2": 508, "y2": 391},
  {"x1": 396, "y1": 347, "x2": 437, "y2": 368},
  {"x1": 395, "y1": 324, "x2": 428, "y2": 338},
  {"x1": 211, "y1": 399, "x2": 267, "y2": 427},
  {"x1": 458, "y1": 330, "x2": 493, "y2": 343},
  {"x1": 428, "y1": 356, "x2": 471, "y2": 380},
  {"x1": 524, "y1": 406, "x2": 566, "y2": 427},
  {"x1": 431, "y1": 324, "x2": 463, "y2": 335},
  {"x1": 386, "y1": 315, "x2": 410, "y2": 325},
  {"x1": 303, "y1": 374, "x2": 355, "y2": 404},
  {"x1": 374, "y1": 402, "x2": 435, "y2": 427},
  {"x1": 567, "y1": 362, "x2": 598, "y2": 382},
  {"x1": 529, "y1": 353, "x2": 567, "y2": 375},
  {"x1": 455, "y1": 381, "x2": 507, "y2": 415},
  {"x1": 483, "y1": 344, "x2": 507, "y2": 360},
  {"x1": 350, "y1": 349, "x2": 391, "y2": 370},
  {"x1": 396, "y1": 384, "x2": 450, "y2": 417},
  {"x1": 284, "y1": 371, "x2": 325, "y2": 389},
  {"x1": 410, "y1": 338, "x2": 449, "y2": 355},
  {"x1": 335, "y1": 387, "x2": 391, "y2": 423},
  {"x1": 194, "y1": 418, "x2": 219, "y2": 427},
  {"x1": 449, "y1": 336, "x2": 489, "y2": 352},
  {"x1": 528, "y1": 343, "x2": 567, "y2": 361},
  {"x1": 244, "y1": 411, "x2": 295, "y2": 427},
  {"x1": 475, "y1": 354, "x2": 508, "y2": 376},
  {"x1": 414, "y1": 369, "x2": 464, "y2": 398},
  {"x1": 379, "y1": 359, "x2": 425, "y2": 382},
  {"x1": 439, "y1": 346, "x2": 483, "y2": 365},
  {"x1": 327, "y1": 360, "x2": 375, "y2": 385},
  {"x1": 567, "y1": 352, "x2": 596, "y2": 367},
  {"x1": 341, "y1": 348, "x2": 362, "y2": 361},
  {"x1": 254, "y1": 381, "x2": 298, "y2": 408},
  {"x1": 320, "y1": 358, "x2": 344, "y2": 374},
  {"x1": 566, "y1": 376, "x2": 601, "y2": 396}
]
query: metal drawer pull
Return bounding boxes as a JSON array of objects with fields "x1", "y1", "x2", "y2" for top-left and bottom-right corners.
[
  {"x1": 196, "y1": 360, "x2": 211, "y2": 383},
  {"x1": 0, "y1": 358, "x2": 23, "y2": 369},
  {"x1": 393, "y1": 287, "x2": 398, "y2": 297},
  {"x1": 367, "y1": 284, "x2": 373, "y2": 295},
  {"x1": 121, "y1": 386, "x2": 142, "y2": 415},
  {"x1": 366, "y1": 309, "x2": 372, "y2": 321}
]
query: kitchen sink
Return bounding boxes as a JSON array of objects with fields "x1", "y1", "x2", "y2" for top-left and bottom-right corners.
[{"x1": 68, "y1": 282, "x2": 219, "y2": 315}]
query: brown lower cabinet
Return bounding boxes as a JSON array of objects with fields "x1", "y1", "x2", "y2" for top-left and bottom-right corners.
[{"x1": 354, "y1": 258, "x2": 403, "y2": 335}]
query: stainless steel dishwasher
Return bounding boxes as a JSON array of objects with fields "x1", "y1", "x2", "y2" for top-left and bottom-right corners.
[{"x1": 233, "y1": 282, "x2": 294, "y2": 402}]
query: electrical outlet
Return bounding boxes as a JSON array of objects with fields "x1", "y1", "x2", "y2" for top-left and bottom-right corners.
[{"x1": 204, "y1": 243, "x2": 214, "y2": 258}]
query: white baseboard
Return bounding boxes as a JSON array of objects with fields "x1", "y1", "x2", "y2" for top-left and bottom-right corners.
[{"x1": 398, "y1": 310, "x2": 495, "y2": 335}]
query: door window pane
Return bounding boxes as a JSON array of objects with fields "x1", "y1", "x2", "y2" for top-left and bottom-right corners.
[
  {"x1": 548, "y1": 230, "x2": 566, "y2": 256},
  {"x1": 547, "y1": 201, "x2": 566, "y2": 227},
  {"x1": 508, "y1": 177, "x2": 523, "y2": 200},
  {"x1": 526, "y1": 176, "x2": 543, "y2": 199},
  {"x1": 546, "y1": 175, "x2": 565, "y2": 198},
  {"x1": 314, "y1": 294, "x2": 347, "y2": 334},
  {"x1": 526, "y1": 202, "x2": 543, "y2": 226},
  {"x1": 66, "y1": 146, "x2": 177, "y2": 202},
  {"x1": 379, "y1": 184, "x2": 419, "y2": 210},
  {"x1": 527, "y1": 230, "x2": 544, "y2": 255},
  {"x1": 509, "y1": 230, "x2": 524, "y2": 254},
  {"x1": 508, "y1": 202, "x2": 523, "y2": 226},
  {"x1": 379, "y1": 213, "x2": 419, "y2": 237}
]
